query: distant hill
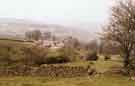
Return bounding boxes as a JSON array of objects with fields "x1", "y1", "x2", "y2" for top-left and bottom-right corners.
[{"x1": 0, "y1": 18, "x2": 101, "y2": 42}]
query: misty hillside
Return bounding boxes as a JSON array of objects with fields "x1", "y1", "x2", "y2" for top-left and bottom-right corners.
[{"x1": 0, "y1": 18, "x2": 101, "y2": 42}]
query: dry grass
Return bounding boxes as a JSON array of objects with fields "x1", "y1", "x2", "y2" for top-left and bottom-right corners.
[{"x1": 0, "y1": 74, "x2": 134, "y2": 86}]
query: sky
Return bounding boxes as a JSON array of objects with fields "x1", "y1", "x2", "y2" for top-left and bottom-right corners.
[{"x1": 0, "y1": 0, "x2": 113, "y2": 24}]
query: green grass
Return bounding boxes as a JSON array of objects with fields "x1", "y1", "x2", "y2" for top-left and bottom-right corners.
[
  {"x1": 60, "y1": 55, "x2": 123, "y2": 73},
  {"x1": 0, "y1": 39, "x2": 33, "y2": 47},
  {"x1": 94, "y1": 58, "x2": 123, "y2": 72},
  {"x1": 0, "y1": 75, "x2": 134, "y2": 86}
]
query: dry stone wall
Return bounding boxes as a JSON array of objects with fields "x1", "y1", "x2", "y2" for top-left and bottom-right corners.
[{"x1": 0, "y1": 65, "x2": 89, "y2": 77}]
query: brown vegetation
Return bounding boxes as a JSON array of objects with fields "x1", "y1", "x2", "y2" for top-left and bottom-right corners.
[{"x1": 102, "y1": 0, "x2": 135, "y2": 71}]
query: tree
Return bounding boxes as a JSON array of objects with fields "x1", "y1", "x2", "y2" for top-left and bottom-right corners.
[
  {"x1": 25, "y1": 30, "x2": 42, "y2": 41},
  {"x1": 22, "y1": 45, "x2": 48, "y2": 65},
  {"x1": 99, "y1": 40, "x2": 120, "y2": 55},
  {"x1": 25, "y1": 31, "x2": 33, "y2": 40},
  {"x1": 85, "y1": 40, "x2": 98, "y2": 52},
  {"x1": 64, "y1": 36, "x2": 80, "y2": 49},
  {"x1": 32, "y1": 30, "x2": 42, "y2": 41},
  {"x1": 42, "y1": 31, "x2": 52, "y2": 40},
  {"x1": 103, "y1": 0, "x2": 135, "y2": 67}
]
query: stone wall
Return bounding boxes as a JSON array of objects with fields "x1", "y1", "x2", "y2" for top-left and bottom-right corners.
[{"x1": 0, "y1": 65, "x2": 89, "y2": 77}]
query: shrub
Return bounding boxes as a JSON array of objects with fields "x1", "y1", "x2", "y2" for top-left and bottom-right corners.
[
  {"x1": 21, "y1": 47, "x2": 74, "y2": 65},
  {"x1": 0, "y1": 41, "x2": 79, "y2": 66},
  {"x1": 45, "y1": 51, "x2": 71, "y2": 64},
  {"x1": 43, "y1": 47, "x2": 79, "y2": 64},
  {"x1": 58, "y1": 47, "x2": 79, "y2": 61},
  {"x1": 88, "y1": 61, "x2": 95, "y2": 65},
  {"x1": 85, "y1": 51, "x2": 98, "y2": 61},
  {"x1": 0, "y1": 45, "x2": 20, "y2": 65},
  {"x1": 124, "y1": 57, "x2": 135, "y2": 76},
  {"x1": 0, "y1": 40, "x2": 49, "y2": 66},
  {"x1": 104, "y1": 55, "x2": 111, "y2": 61},
  {"x1": 21, "y1": 46, "x2": 48, "y2": 66}
]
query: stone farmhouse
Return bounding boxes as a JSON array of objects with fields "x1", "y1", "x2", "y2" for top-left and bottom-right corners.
[{"x1": 34, "y1": 39, "x2": 65, "y2": 49}]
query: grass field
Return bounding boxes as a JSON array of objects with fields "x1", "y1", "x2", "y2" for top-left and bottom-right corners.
[
  {"x1": 0, "y1": 39, "x2": 133, "y2": 86},
  {"x1": 0, "y1": 57, "x2": 128, "y2": 86},
  {"x1": 0, "y1": 75, "x2": 134, "y2": 86},
  {"x1": 0, "y1": 38, "x2": 33, "y2": 47}
]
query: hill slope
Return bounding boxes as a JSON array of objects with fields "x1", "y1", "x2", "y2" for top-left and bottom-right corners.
[{"x1": 0, "y1": 18, "x2": 101, "y2": 42}]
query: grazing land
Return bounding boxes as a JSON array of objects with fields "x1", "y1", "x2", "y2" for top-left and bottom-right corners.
[
  {"x1": 0, "y1": 59, "x2": 128, "y2": 86},
  {"x1": 0, "y1": 75, "x2": 135, "y2": 86},
  {"x1": 0, "y1": 0, "x2": 135, "y2": 86},
  {"x1": 0, "y1": 39, "x2": 128, "y2": 86},
  {"x1": 0, "y1": 38, "x2": 133, "y2": 86}
]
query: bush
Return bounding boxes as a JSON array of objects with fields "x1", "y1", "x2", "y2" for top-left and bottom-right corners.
[
  {"x1": 124, "y1": 57, "x2": 135, "y2": 76},
  {"x1": 45, "y1": 51, "x2": 71, "y2": 64},
  {"x1": 0, "y1": 45, "x2": 24, "y2": 66},
  {"x1": 21, "y1": 47, "x2": 74, "y2": 65},
  {"x1": 21, "y1": 46, "x2": 48, "y2": 66},
  {"x1": 88, "y1": 61, "x2": 95, "y2": 65},
  {"x1": 0, "y1": 41, "x2": 79, "y2": 66},
  {"x1": 44, "y1": 47, "x2": 80, "y2": 64},
  {"x1": 85, "y1": 51, "x2": 98, "y2": 61},
  {"x1": 104, "y1": 55, "x2": 111, "y2": 61},
  {"x1": 58, "y1": 47, "x2": 79, "y2": 61},
  {"x1": 0, "y1": 40, "x2": 50, "y2": 66}
]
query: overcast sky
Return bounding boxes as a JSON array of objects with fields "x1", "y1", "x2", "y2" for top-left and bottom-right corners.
[{"x1": 0, "y1": 0, "x2": 114, "y2": 24}]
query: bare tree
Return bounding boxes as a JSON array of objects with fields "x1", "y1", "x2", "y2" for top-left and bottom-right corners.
[
  {"x1": 42, "y1": 31, "x2": 52, "y2": 40},
  {"x1": 25, "y1": 30, "x2": 42, "y2": 41},
  {"x1": 85, "y1": 40, "x2": 98, "y2": 52},
  {"x1": 99, "y1": 40, "x2": 120, "y2": 55},
  {"x1": 64, "y1": 36, "x2": 80, "y2": 49},
  {"x1": 103, "y1": 0, "x2": 135, "y2": 67},
  {"x1": 25, "y1": 31, "x2": 33, "y2": 40}
]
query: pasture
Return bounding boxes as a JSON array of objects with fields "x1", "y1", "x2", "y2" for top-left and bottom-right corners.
[
  {"x1": 0, "y1": 73, "x2": 134, "y2": 86},
  {"x1": 0, "y1": 39, "x2": 134, "y2": 86}
]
